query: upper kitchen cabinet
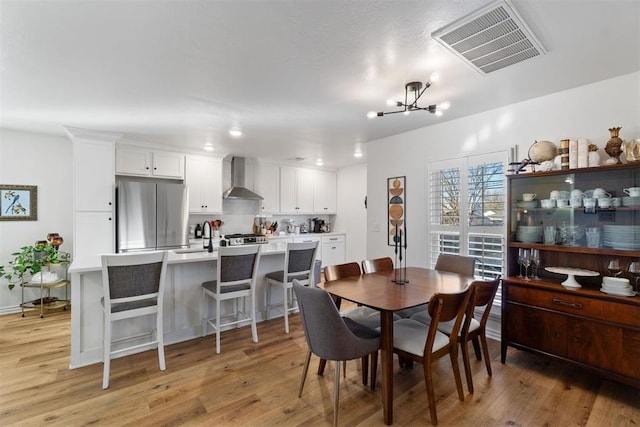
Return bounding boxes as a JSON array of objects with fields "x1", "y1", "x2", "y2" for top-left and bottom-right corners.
[
  {"x1": 74, "y1": 139, "x2": 115, "y2": 211},
  {"x1": 185, "y1": 155, "x2": 223, "y2": 214},
  {"x1": 280, "y1": 166, "x2": 314, "y2": 214},
  {"x1": 116, "y1": 145, "x2": 185, "y2": 179},
  {"x1": 313, "y1": 170, "x2": 337, "y2": 214},
  {"x1": 256, "y1": 162, "x2": 280, "y2": 213}
]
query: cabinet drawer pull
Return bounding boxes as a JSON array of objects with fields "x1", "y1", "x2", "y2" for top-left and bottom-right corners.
[{"x1": 552, "y1": 298, "x2": 583, "y2": 309}]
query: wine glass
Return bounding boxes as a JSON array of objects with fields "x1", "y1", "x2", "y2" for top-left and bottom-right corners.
[
  {"x1": 517, "y1": 248, "x2": 525, "y2": 278},
  {"x1": 531, "y1": 249, "x2": 541, "y2": 280},
  {"x1": 628, "y1": 261, "x2": 640, "y2": 293},
  {"x1": 606, "y1": 259, "x2": 622, "y2": 277},
  {"x1": 521, "y1": 249, "x2": 531, "y2": 280}
]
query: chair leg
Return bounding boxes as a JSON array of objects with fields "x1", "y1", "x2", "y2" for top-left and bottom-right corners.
[
  {"x1": 370, "y1": 351, "x2": 378, "y2": 391},
  {"x1": 361, "y1": 356, "x2": 369, "y2": 386},
  {"x1": 283, "y1": 286, "x2": 289, "y2": 334},
  {"x1": 157, "y1": 311, "x2": 166, "y2": 371},
  {"x1": 201, "y1": 289, "x2": 207, "y2": 337},
  {"x1": 480, "y1": 334, "x2": 492, "y2": 377},
  {"x1": 102, "y1": 317, "x2": 111, "y2": 390},
  {"x1": 215, "y1": 298, "x2": 221, "y2": 354},
  {"x1": 333, "y1": 359, "x2": 341, "y2": 427},
  {"x1": 298, "y1": 349, "x2": 312, "y2": 397},
  {"x1": 450, "y1": 349, "x2": 465, "y2": 401},
  {"x1": 317, "y1": 358, "x2": 327, "y2": 375},
  {"x1": 266, "y1": 281, "x2": 272, "y2": 321},
  {"x1": 423, "y1": 362, "x2": 438, "y2": 426},
  {"x1": 250, "y1": 292, "x2": 258, "y2": 343},
  {"x1": 461, "y1": 339, "x2": 474, "y2": 394},
  {"x1": 472, "y1": 336, "x2": 482, "y2": 360}
]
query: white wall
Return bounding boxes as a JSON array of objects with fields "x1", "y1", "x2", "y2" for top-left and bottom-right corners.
[
  {"x1": 335, "y1": 163, "x2": 367, "y2": 263},
  {"x1": 366, "y1": 72, "x2": 640, "y2": 266},
  {"x1": 0, "y1": 129, "x2": 73, "y2": 312}
]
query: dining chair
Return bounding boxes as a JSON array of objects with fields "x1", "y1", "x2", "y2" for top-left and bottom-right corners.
[
  {"x1": 423, "y1": 278, "x2": 501, "y2": 393},
  {"x1": 393, "y1": 288, "x2": 472, "y2": 426},
  {"x1": 202, "y1": 245, "x2": 261, "y2": 354},
  {"x1": 293, "y1": 281, "x2": 380, "y2": 427},
  {"x1": 397, "y1": 253, "x2": 476, "y2": 319},
  {"x1": 320, "y1": 262, "x2": 384, "y2": 389},
  {"x1": 101, "y1": 251, "x2": 169, "y2": 389},
  {"x1": 266, "y1": 241, "x2": 319, "y2": 333},
  {"x1": 361, "y1": 257, "x2": 394, "y2": 274}
]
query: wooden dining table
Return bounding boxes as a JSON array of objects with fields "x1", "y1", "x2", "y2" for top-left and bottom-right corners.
[{"x1": 320, "y1": 267, "x2": 473, "y2": 425}]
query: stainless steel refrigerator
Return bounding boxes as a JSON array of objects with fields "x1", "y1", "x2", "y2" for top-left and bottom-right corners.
[{"x1": 116, "y1": 180, "x2": 189, "y2": 252}]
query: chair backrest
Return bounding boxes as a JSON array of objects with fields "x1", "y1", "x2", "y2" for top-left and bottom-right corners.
[
  {"x1": 284, "y1": 241, "x2": 319, "y2": 283},
  {"x1": 465, "y1": 277, "x2": 501, "y2": 329},
  {"x1": 435, "y1": 254, "x2": 476, "y2": 277},
  {"x1": 324, "y1": 262, "x2": 361, "y2": 281},
  {"x1": 361, "y1": 257, "x2": 394, "y2": 274},
  {"x1": 101, "y1": 251, "x2": 168, "y2": 310},
  {"x1": 293, "y1": 281, "x2": 379, "y2": 361},
  {"x1": 426, "y1": 288, "x2": 472, "y2": 350},
  {"x1": 217, "y1": 245, "x2": 261, "y2": 288}
]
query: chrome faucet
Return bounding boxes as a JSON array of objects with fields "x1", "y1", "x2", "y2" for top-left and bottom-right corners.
[{"x1": 202, "y1": 221, "x2": 213, "y2": 252}]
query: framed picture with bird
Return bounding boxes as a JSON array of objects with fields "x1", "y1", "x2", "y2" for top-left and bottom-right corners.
[{"x1": 0, "y1": 185, "x2": 37, "y2": 221}]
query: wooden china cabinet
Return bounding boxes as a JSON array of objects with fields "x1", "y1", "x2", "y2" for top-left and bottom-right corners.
[{"x1": 501, "y1": 163, "x2": 640, "y2": 388}]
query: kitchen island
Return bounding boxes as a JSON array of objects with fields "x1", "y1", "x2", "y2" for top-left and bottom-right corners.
[{"x1": 68, "y1": 239, "x2": 318, "y2": 368}]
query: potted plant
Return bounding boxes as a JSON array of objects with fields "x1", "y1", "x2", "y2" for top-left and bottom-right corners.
[{"x1": 0, "y1": 244, "x2": 70, "y2": 290}]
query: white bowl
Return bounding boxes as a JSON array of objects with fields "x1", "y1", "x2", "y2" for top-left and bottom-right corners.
[{"x1": 603, "y1": 277, "x2": 631, "y2": 287}]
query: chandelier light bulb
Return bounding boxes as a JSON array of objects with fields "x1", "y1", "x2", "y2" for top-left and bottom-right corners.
[
  {"x1": 366, "y1": 111, "x2": 377, "y2": 119},
  {"x1": 386, "y1": 99, "x2": 396, "y2": 106},
  {"x1": 429, "y1": 72, "x2": 440, "y2": 82},
  {"x1": 435, "y1": 110, "x2": 444, "y2": 117},
  {"x1": 438, "y1": 102, "x2": 451, "y2": 110},
  {"x1": 403, "y1": 110, "x2": 410, "y2": 116}
]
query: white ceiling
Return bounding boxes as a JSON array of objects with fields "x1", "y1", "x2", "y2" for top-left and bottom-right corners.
[{"x1": 1, "y1": 1, "x2": 638, "y2": 169}]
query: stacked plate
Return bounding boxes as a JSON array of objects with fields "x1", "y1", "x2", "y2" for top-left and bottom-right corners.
[
  {"x1": 622, "y1": 196, "x2": 640, "y2": 207},
  {"x1": 601, "y1": 277, "x2": 636, "y2": 296},
  {"x1": 602, "y1": 225, "x2": 640, "y2": 250},
  {"x1": 516, "y1": 225, "x2": 542, "y2": 243}
]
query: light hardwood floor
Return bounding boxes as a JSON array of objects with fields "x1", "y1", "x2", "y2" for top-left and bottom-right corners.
[{"x1": 1, "y1": 308, "x2": 638, "y2": 426}]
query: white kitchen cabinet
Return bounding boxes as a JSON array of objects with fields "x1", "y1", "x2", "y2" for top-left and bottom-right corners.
[
  {"x1": 256, "y1": 162, "x2": 280, "y2": 213},
  {"x1": 280, "y1": 166, "x2": 314, "y2": 213},
  {"x1": 74, "y1": 139, "x2": 115, "y2": 212},
  {"x1": 293, "y1": 236, "x2": 322, "y2": 262},
  {"x1": 321, "y1": 235, "x2": 345, "y2": 267},
  {"x1": 185, "y1": 155, "x2": 223, "y2": 214},
  {"x1": 74, "y1": 211, "x2": 114, "y2": 258},
  {"x1": 72, "y1": 136, "x2": 116, "y2": 258},
  {"x1": 313, "y1": 170, "x2": 337, "y2": 213},
  {"x1": 116, "y1": 146, "x2": 185, "y2": 179}
]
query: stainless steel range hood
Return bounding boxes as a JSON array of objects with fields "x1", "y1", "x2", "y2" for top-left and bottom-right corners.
[{"x1": 223, "y1": 157, "x2": 263, "y2": 200}]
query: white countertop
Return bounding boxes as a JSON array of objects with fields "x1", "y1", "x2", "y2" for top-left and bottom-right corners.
[{"x1": 69, "y1": 241, "x2": 290, "y2": 274}]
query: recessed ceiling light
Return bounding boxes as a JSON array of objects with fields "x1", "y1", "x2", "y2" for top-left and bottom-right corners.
[
  {"x1": 316, "y1": 158, "x2": 324, "y2": 166},
  {"x1": 354, "y1": 151, "x2": 363, "y2": 158},
  {"x1": 203, "y1": 145, "x2": 214, "y2": 151},
  {"x1": 229, "y1": 128, "x2": 242, "y2": 138}
]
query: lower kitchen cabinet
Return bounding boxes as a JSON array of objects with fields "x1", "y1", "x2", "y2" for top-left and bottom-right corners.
[
  {"x1": 502, "y1": 279, "x2": 640, "y2": 388},
  {"x1": 321, "y1": 235, "x2": 345, "y2": 267}
]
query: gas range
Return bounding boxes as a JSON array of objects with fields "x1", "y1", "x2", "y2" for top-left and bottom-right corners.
[{"x1": 221, "y1": 233, "x2": 268, "y2": 246}]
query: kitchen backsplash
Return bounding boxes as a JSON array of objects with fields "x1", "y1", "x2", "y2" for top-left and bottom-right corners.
[{"x1": 188, "y1": 198, "x2": 334, "y2": 237}]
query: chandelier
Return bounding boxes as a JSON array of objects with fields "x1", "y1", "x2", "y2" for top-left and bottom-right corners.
[{"x1": 367, "y1": 79, "x2": 449, "y2": 118}]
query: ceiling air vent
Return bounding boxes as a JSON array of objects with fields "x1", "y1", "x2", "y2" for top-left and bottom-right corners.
[{"x1": 432, "y1": 0, "x2": 545, "y2": 75}]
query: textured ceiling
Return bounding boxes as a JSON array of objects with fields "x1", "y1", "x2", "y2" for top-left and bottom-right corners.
[{"x1": 1, "y1": 0, "x2": 639, "y2": 168}]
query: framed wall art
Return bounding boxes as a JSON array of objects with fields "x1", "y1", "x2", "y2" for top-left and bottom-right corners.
[
  {"x1": 387, "y1": 176, "x2": 405, "y2": 246},
  {"x1": 0, "y1": 185, "x2": 37, "y2": 221}
]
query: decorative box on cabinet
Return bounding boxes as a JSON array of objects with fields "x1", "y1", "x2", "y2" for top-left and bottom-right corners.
[{"x1": 502, "y1": 164, "x2": 640, "y2": 388}]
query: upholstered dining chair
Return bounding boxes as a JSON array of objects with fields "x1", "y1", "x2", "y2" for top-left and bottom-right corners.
[
  {"x1": 293, "y1": 281, "x2": 380, "y2": 427},
  {"x1": 392, "y1": 288, "x2": 472, "y2": 426},
  {"x1": 266, "y1": 241, "x2": 319, "y2": 333},
  {"x1": 319, "y1": 262, "x2": 386, "y2": 389},
  {"x1": 416, "y1": 278, "x2": 501, "y2": 393},
  {"x1": 397, "y1": 253, "x2": 476, "y2": 319},
  {"x1": 202, "y1": 245, "x2": 262, "y2": 354},
  {"x1": 101, "y1": 251, "x2": 169, "y2": 389}
]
